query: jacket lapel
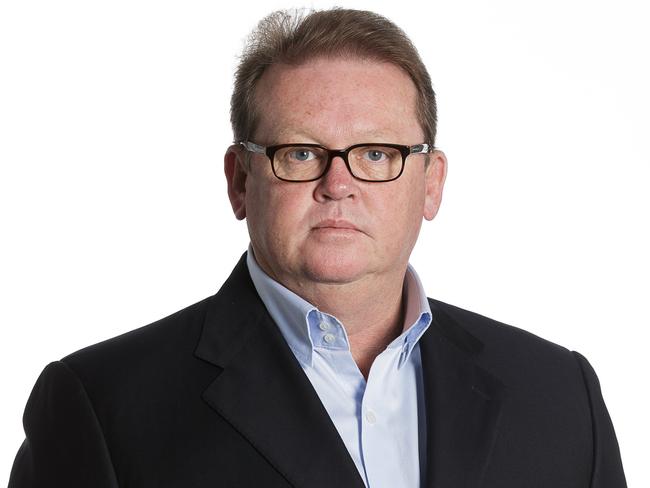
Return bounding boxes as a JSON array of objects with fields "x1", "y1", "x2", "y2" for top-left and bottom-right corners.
[
  {"x1": 420, "y1": 300, "x2": 506, "y2": 488},
  {"x1": 194, "y1": 255, "x2": 365, "y2": 488}
]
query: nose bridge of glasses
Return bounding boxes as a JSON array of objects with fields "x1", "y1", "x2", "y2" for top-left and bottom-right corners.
[{"x1": 323, "y1": 148, "x2": 354, "y2": 177}]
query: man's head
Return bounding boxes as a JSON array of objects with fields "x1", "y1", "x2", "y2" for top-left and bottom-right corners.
[
  {"x1": 225, "y1": 8, "x2": 446, "y2": 294},
  {"x1": 230, "y1": 8, "x2": 438, "y2": 150}
]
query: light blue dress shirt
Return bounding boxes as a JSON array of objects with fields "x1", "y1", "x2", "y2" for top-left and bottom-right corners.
[{"x1": 247, "y1": 249, "x2": 432, "y2": 488}]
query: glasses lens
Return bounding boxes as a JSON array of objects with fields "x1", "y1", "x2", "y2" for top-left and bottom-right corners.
[
  {"x1": 273, "y1": 145, "x2": 328, "y2": 181},
  {"x1": 348, "y1": 145, "x2": 404, "y2": 181}
]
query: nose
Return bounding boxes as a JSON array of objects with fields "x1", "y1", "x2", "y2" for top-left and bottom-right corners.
[{"x1": 314, "y1": 155, "x2": 357, "y2": 202}]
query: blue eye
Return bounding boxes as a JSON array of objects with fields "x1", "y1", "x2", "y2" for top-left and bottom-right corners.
[
  {"x1": 289, "y1": 149, "x2": 316, "y2": 162},
  {"x1": 364, "y1": 149, "x2": 388, "y2": 162}
]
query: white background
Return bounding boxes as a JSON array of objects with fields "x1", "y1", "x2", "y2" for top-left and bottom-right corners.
[{"x1": 1, "y1": 0, "x2": 647, "y2": 485}]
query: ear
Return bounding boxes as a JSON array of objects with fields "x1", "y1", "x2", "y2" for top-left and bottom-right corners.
[
  {"x1": 423, "y1": 150, "x2": 448, "y2": 221},
  {"x1": 224, "y1": 145, "x2": 248, "y2": 220}
]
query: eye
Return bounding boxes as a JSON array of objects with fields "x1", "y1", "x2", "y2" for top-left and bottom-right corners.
[
  {"x1": 288, "y1": 148, "x2": 317, "y2": 162},
  {"x1": 362, "y1": 148, "x2": 389, "y2": 163}
]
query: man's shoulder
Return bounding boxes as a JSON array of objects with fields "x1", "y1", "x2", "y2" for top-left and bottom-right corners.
[
  {"x1": 430, "y1": 298, "x2": 569, "y2": 352},
  {"x1": 428, "y1": 298, "x2": 582, "y2": 383},
  {"x1": 60, "y1": 295, "x2": 216, "y2": 386},
  {"x1": 57, "y1": 255, "x2": 258, "y2": 391}
]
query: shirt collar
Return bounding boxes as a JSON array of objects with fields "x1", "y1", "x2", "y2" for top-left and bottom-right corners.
[{"x1": 246, "y1": 245, "x2": 432, "y2": 368}]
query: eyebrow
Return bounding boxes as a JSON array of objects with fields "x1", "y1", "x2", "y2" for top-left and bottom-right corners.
[
  {"x1": 266, "y1": 130, "x2": 316, "y2": 146},
  {"x1": 265, "y1": 129, "x2": 401, "y2": 146}
]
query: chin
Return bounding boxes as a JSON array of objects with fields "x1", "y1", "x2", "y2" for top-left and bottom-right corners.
[{"x1": 301, "y1": 250, "x2": 370, "y2": 284}]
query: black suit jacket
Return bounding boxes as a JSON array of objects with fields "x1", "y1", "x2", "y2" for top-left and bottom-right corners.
[{"x1": 9, "y1": 254, "x2": 626, "y2": 487}]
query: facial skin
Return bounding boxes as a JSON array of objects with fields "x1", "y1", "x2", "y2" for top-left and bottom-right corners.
[{"x1": 225, "y1": 57, "x2": 446, "y2": 303}]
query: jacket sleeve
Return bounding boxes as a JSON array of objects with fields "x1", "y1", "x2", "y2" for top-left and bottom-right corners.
[
  {"x1": 8, "y1": 361, "x2": 119, "y2": 488},
  {"x1": 572, "y1": 351, "x2": 627, "y2": 488}
]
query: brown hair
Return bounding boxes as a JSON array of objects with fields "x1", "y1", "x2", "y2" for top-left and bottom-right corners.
[{"x1": 230, "y1": 8, "x2": 437, "y2": 146}]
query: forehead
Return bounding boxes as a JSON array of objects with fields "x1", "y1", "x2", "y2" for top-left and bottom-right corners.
[{"x1": 253, "y1": 56, "x2": 422, "y2": 144}]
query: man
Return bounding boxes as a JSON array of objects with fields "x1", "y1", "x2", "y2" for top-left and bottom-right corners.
[{"x1": 9, "y1": 8, "x2": 626, "y2": 488}]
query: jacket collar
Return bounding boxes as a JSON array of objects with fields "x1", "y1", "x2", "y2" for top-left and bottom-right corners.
[
  {"x1": 420, "y1": 299, "x2": 506, "y2": 488},
  {"x1": 194, "y1": 254, "x2": 505, "y2": 488},
  {"x1": 195, "y1": 254, "x2": 365, "y2": 488}
]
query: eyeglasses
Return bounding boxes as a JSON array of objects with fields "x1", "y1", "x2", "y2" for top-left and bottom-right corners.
[{"x1": 239, "y1": 141, "x2": 433, "y2": 182}]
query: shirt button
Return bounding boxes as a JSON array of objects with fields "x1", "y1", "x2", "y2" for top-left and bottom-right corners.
[
  {"x1": 365, "y1": 410, "x2": 377, "y2": 425},
  {"x1": 319, "y1": 321, "x2": 330, "y2": 331},
  {"x1": 323, "y1": 333, "x2": 336, "y2": 344}
]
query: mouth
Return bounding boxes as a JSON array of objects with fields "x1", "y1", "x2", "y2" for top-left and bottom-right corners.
[
  {"x1": 312, "y1": 219, "x2": 361, "y2": 232},
  {"x1": 311, "y1": 219, "x2": 366, "y2": 241}
]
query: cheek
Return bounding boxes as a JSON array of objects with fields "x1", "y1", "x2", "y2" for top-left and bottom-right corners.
[
  {"x1": 380, "y1": 176, "x2": 425, "y2": 213},
  {"x1": 246, "y1": 181, "x2": 310, "y2": 241},
  {"x1": 378, "y1": 180, "x2": 426, "y2": 242}
]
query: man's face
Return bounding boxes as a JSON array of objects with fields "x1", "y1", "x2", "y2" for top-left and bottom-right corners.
[{"x1": 225, "y1": 57, "x2": 446, "y2": 291}]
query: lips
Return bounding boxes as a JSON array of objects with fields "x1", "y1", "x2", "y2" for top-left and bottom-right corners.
[
  {"x1": 310, "y1": 219, "x2": 368, "y2": 240},
  {"x1": 313, "y1": 219, "x2": 360, "y2": 231}
]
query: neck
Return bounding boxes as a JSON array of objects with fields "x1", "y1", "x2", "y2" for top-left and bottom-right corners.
[{"x1": 285, "y1": 271, "x2": 407, "y2": 379}]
